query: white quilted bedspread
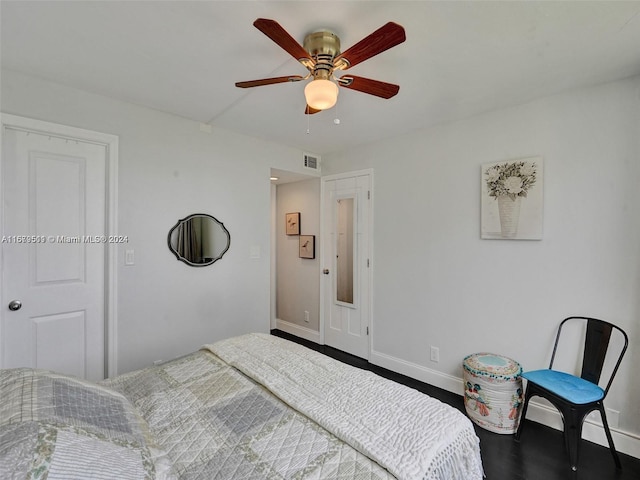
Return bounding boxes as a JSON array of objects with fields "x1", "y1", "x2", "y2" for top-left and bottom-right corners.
[{"x1": 206, "y1": 333, "x2": 484, "y2": 480}]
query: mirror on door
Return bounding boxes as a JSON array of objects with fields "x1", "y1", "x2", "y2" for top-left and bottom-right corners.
[
  {"x1": 168, "y1": 213, "x2": 230, "y2": 266},
  {"x1": 336, "y1": 197, "x2": 355, "y2": 305}
]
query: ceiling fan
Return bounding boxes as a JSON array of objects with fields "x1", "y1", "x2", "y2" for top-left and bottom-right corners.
[{"x1": 235, "y1": 18, "x2": 406, "y2": 114}]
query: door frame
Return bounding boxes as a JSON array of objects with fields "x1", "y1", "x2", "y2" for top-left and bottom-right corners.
[
  {"x1": 0, "y1": 113, "x2": 119, "y2": 377},
  {"x1": 320, "y1": 168, "x2": 373, "y2": 357}
]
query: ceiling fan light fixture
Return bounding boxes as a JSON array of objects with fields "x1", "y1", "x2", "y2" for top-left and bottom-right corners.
[{"x1": 304, "y1": 79, "x2": 339, "y2": 110}]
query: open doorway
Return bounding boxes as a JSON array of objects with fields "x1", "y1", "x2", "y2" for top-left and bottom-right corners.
[{"x1": 270, "y1": 168, "x2": 321, "y2": 343}]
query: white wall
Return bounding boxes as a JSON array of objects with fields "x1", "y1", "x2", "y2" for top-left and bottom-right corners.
[
  {"x1": 1, "y1": 69, "x2": 311, "y2": 374},
  {"x1": 323, "y1": 76, "x2": 640, "y2": 446},
  {"x1": 275, "y1": 179, "x2": 321, "y2": 340},
  {"x1": 3, "y1": 67, "x2": 639, "y2": 452}
]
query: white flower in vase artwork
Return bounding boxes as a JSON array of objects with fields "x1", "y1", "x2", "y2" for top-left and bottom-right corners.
[{"x1": 481, "y1": 158, "x2": 543, "y2": 240}]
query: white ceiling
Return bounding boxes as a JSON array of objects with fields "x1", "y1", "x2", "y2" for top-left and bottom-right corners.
[{"x1": 2, "y1": 1, "x2": 640, "y2": 156}]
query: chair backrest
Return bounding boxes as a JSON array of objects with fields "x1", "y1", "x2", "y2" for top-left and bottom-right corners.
[{"x1": 549, "y1": 316, "x2": 628, "y2": 397}]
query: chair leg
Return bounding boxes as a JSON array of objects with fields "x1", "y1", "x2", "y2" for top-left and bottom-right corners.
[
  {"x1": 563, "y1": 406, "x2": 585, "y2": 472},
  {"x1": 599, "y1": 405, "x2": 622, "y2": 469},
  {"x1": 515, "y1": 386, "x2": 621, "y2": 472},
  {"x1": 515, "y1": 385, "x2": 532, "y2": 441}
]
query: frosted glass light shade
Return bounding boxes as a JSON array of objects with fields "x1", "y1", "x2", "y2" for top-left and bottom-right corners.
[{"x1": 304, "y1": 79, "x2": 339, "y2": 110}]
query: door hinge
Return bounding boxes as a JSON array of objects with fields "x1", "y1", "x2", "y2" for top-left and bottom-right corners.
[
  {"x1": 367, "y1": 258, "x2": 370, "y2": 267},
  {"x1": 368, "y1": 190, "x2": 370, "y2": 200},
  {"x1": 366, "y1": 326, "x2": 369, "y2": 335}
]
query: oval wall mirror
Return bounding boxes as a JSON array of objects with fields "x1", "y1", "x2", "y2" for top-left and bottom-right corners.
[{"x1": 168, "y1": 213, "x2": 230, "y2": 267}]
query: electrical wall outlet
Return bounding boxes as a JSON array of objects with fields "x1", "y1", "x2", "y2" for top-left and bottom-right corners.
[
  {"x1": 304, "y1": 310, "x2": 310, "y2": 323},
  {"x1": 125, "y1": 249, "x2": 135, "y2": 265},
  {"x1": 430, "y1": 346, "x2": 440, "y2": 363}
]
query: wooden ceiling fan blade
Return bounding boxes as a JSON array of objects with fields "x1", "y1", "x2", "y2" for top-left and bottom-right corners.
[
  {"x1": 305, "y1": 105, "x2": 322, "y2": 115},
  {"x1": 253, "y1": 18, "x2": 314, "y2": 67},
  {"x1": 338, "y1": 75, "x2": 400, "y2": 99},
  {"x1": 334, "y1": 22, "x2": 406, "y2": 70},
  {"x1": 236, "y1": 75, "x2": 305, "y2": 88}
]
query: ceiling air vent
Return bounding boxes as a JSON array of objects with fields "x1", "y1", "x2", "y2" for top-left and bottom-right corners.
[{"x1": 303, "y1": 153, "x2": 320, "y2": 171}]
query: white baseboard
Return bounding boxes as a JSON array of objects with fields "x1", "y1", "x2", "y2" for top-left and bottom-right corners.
[
  {"x1": 370, "y1": 349, "x2": 463, "y2": 394},
  {"x1": 370, "y1": 349, "x2": 640, "y2": 459},
  {"x1": 275, "y1": 319, "x2": 321, "y2": 344}
]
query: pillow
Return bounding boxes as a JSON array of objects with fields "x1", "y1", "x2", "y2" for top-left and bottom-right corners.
[{"x1": 0, "y1": 368, "x2": 175, "y2": 480}]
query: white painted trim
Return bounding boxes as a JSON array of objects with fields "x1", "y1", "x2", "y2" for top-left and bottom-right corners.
[
  {"x1": 318, "y1": 177, "x2": 327, "y2": 346},
  {"x1": 0, "y1": 113, "x2": 119, "y2": 379},
  {"x1": 369, "y1": 347, "x2": 640, "y2": 458},
  {"x1": 270, "y1": 184, "x2": 277, "y2": 330},
  {"x1": 320, "y1": 168, "x2": 375, "y2": 183},
  {"x1": 370, "y1": 349, "x2": 464, "y2": 395},
  {"x1": 105, "y1": 131, "x2": 119, "y2": 378},
  {"x1": 276, "y1": 318, "x2": 322, "y2": 344}
]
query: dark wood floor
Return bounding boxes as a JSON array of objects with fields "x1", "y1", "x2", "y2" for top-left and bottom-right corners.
[{"x1": 271, "y1": 330, "x2": 640, "y2": 480}]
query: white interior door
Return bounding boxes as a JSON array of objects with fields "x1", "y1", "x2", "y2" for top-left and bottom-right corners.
[
  {"x1": 322, "y1": 171, "x2": 371, "y2": 359},
  {"x1": 1, "y1": 120, "x2": 110, "y2": 381}
]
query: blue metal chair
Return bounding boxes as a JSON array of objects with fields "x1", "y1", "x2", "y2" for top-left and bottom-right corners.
[{"x1": 515, "y1": 316, "x2": 628, "y2": 472}]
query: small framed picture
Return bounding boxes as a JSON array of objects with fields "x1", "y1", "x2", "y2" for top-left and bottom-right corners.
[
  {"x1": 299, "y1": 235, "x2": 315, "y2": 259},
  {"x1": 286, "y1": 212, "x2": 300, "y2": 235}
]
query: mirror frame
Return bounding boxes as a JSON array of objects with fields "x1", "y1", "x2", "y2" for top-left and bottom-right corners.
[{"x1": 167, "y1": 213, "x2": 230, "y2": 267}]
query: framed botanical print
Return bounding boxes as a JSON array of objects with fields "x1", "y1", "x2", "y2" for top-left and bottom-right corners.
[
  {"x1": 481, "y1": 157, "x2": 544, "y2": 240},
  {"x1": 285, "y1": 212, "x2": 300, "y2": 235},
  {"x1": 299, "y1": 235, "x2": 315, "y2": 259}
]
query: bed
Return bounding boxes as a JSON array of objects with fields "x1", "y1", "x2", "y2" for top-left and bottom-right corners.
[{"x1": 0, "y1": 333, "x2": 484, "y2": 479}]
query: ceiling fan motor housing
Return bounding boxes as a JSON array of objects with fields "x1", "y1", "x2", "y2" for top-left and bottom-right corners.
[{"x1": 304, "y1": 31, "x2": 341, "y2": 80}]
